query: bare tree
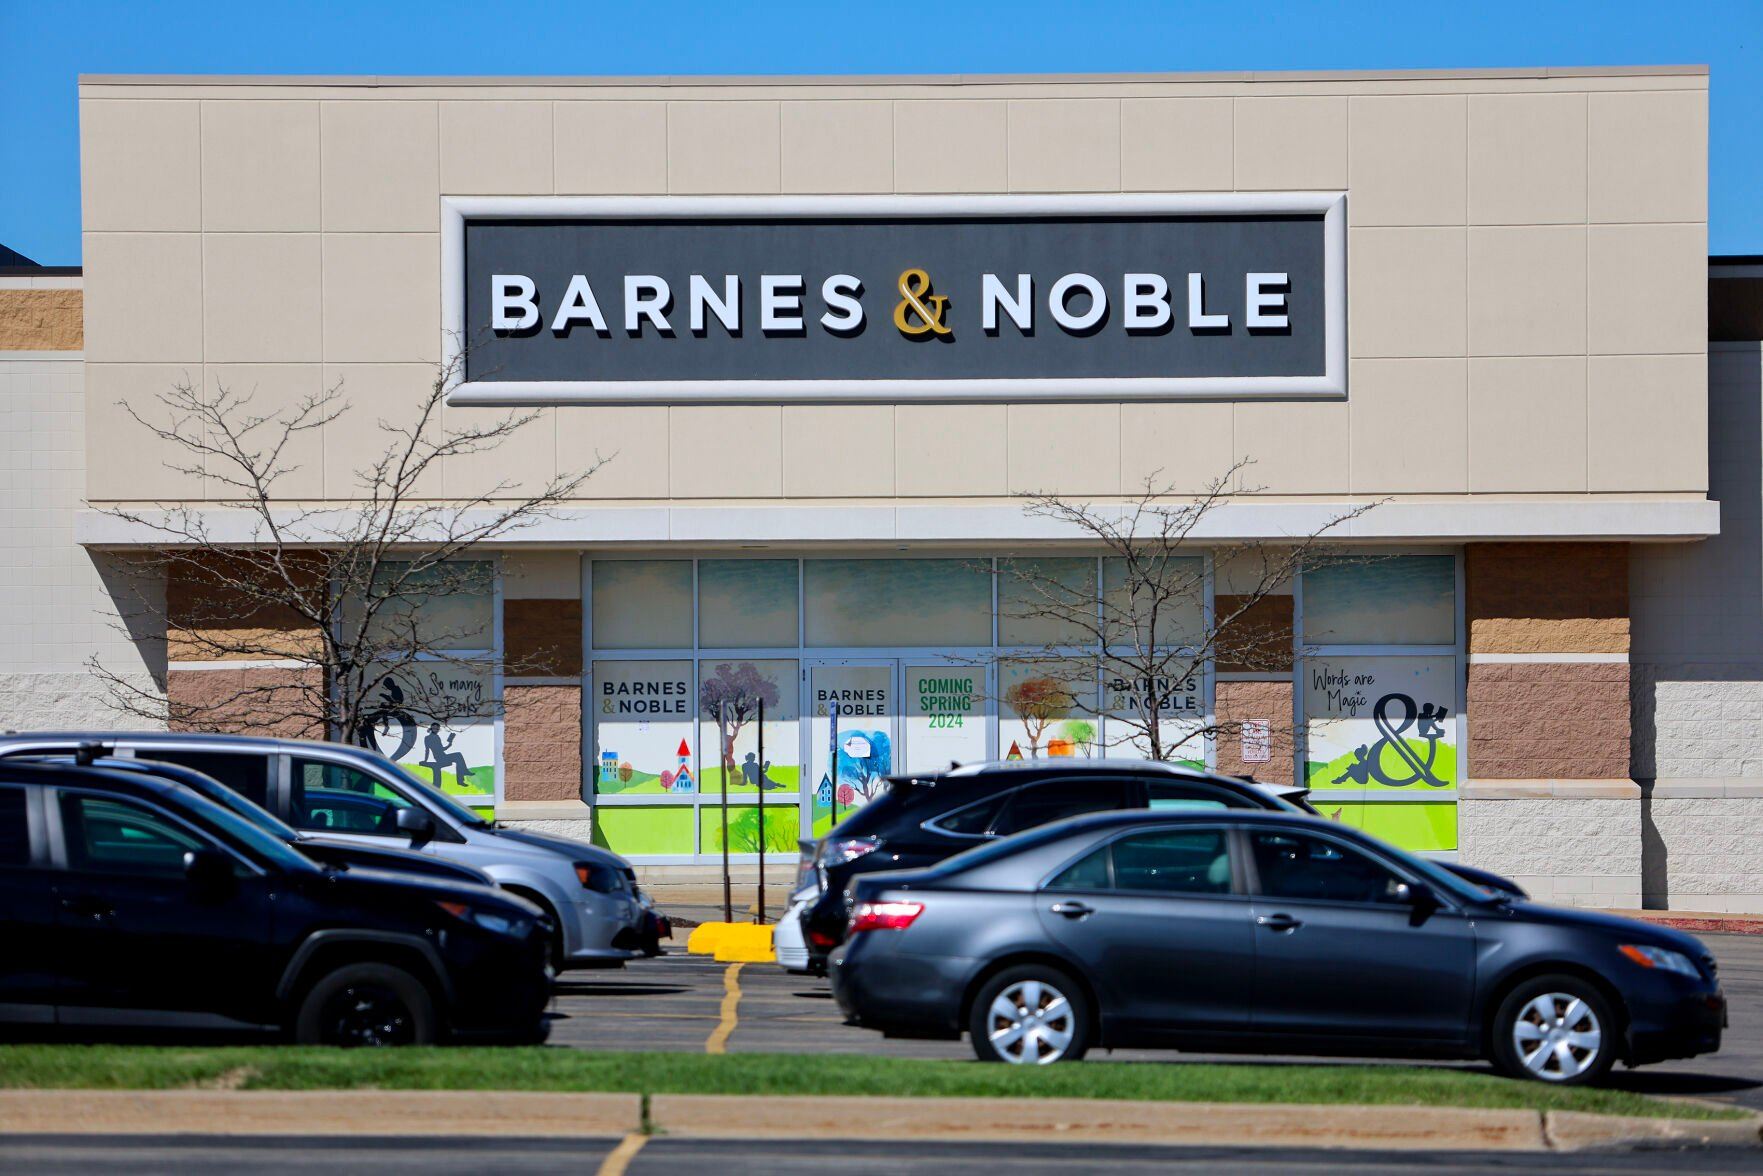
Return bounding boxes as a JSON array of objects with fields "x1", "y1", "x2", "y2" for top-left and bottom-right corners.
[
  {"x1": 89, "y1": 348, "x2": 602, "y2": 747},
  {"x1": 994, "y1": 462, "x2": 1377, "y2": 765}
]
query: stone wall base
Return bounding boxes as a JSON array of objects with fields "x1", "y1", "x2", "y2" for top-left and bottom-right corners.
[
  {"x1": 0, "y1": 672, "x2": 164, "y2": 731},
  {"x1": 1459, "y1": 785, "x2": 1642, "y2": 909},
  {"x1": 1643, "y1": 789, "x2": 1763, "y2": 913}
]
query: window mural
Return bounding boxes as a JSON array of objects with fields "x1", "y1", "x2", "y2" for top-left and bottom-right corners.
[
  {"x1": 804, "y1": 559, "x2": 991, "y2": 647},
  {"x1": 905, "y1": 665, "x2": 988, "y2": 771},
  {"x1": 998, "y1": 659, "x2": 1099, "y2": 760},
  {"x1": 1303, "y1": 654, "x2": 1458, "y2": 793},
  {"x1": 360, "y1": 659, "x2": 497, "y2": 808},
  {"x1": 591, "y1": 659, "x2": 695, "y2": 795},
  {"x1": 699, "y1": 659, "x2": 799, "y2": 795},
  {"x1": 807, "y1": 663, "x2": 894, "y2": 836},
  {"x1": 1303, "y1": 555, "x2": 1455, "y2": 646},
  {"x1": 1103, "y1": 668, "x2": 1206, "y2": 768},
  {"x1": 591, "y1": 560, "x2": 693, "y2": 649},
  {"x1": 698, "y1": 559, "x2": 800, "y2": 648}
]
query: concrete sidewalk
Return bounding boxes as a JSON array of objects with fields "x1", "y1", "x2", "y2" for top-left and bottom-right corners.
[{"x1": 0, "y1": 1090, "x2": 1755, "y2": 1153}]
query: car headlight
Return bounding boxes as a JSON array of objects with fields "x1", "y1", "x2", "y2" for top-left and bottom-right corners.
[
  {"x1": 1619, "y1": 944, "x2": 1701, "y2": 978},
  {"x1": 437, "y1": 900, "x2": 527, "y2": 937},
  {"x1": 575, "y1": 861, "x2": 627, "y2": 893}
]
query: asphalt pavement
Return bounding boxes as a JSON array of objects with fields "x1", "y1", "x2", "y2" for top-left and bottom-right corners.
[
  {"x1": 4, "y1": 1135, "x2": 1759, "y2": 1175},
  {"x1": 550, "y1": 929, "x2": 1763, "y2": 1110}
]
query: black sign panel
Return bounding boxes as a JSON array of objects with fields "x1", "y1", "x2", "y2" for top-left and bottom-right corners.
[{"x1": 447, "y1": 196, "x2": 1346, "y2": 402}]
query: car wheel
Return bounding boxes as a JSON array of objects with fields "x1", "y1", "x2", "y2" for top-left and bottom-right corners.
[
  {"x1": 968, "y1": 964, "x2": 1090, "y2": 1065},
  {"x1": 294, "y1": 962, "x2": 437, "y2": 1047},
  {"x1": 1490, "y1": 974, "x2": 1616, "y2": 1085}
]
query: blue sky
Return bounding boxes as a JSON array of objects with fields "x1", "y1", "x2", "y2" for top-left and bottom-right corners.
[{"x1": 3, "y1": 0, "x2": 1759, "y2": 264}]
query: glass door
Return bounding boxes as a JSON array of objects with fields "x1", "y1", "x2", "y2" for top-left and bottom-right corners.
[
  {"x1": 804, "y1": 660, "x2": 898, "y2": 837},
  {"x1": 903, "y1": 660, "x2": 991, "y2": 774}
]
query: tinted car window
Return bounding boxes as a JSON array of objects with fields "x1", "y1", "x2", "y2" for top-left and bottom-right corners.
[
  {"x1": 290, "y1": 757, "x2": 412, "y2": 835},
  {"x1": 0, "y1": 786, "x2": 27, "y2": 865},
  {"x1": 1251, "y1": 830, "x2": 1407, "y2": 905},
  {"x1": 60, "y1": 793, "x2": 209, "y2": 876},
  {"x1": 1047, "y1": 845, "x2": 1110, "y2": 890},
  {"x1": 991, "y1": 778, "x2": 1130, "y2": 837},
  {"x1": 1146, "y1": 781, "x2": 1260, "y2": 811},
  {"x1": 931, "y1": 791, "x2": 1011, "y2": 836},
  {"x1": 1112, "y1": 829, "x2": 1233, "y2": 895},
  {"x1": 139, "y1": 751, "x2": 271, "y2": 808}
]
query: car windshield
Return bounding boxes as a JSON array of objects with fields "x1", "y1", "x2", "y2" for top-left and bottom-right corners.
[
  {"x1": 144, "y1": 779, "x2": 317, "y2": 873},
  {"x1": 129, "y1": 762, "x2": 304, "y2": 841},
  {"x1": 1367, "y1": 835, "x2": 1495, "y2": 906},
  {"x1": 342, "y1": 748, "x2": 491, "y2": 827}
]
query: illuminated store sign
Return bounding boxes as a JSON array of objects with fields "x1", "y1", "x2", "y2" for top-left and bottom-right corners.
[{"x1": 443, "y1": 194, "x2": 1346, "y2": 404}]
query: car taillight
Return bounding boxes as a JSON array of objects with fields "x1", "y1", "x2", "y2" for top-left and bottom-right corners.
[
  {"x1": 849, "y1": 901, "x2": 923, "y2": 933},
  {"x1": 820, "y1": 837, "x2": 881, "y2": 868}
]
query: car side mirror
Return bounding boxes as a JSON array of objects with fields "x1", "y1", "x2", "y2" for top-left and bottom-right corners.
[
  {"x1": 1395, "y1": 881, "x2": 1440, "y2": 925},
  {"x1": 183, "y1": 849, "x2": 236, "y2": 896},
  {"x1": 395, "y1": 806, "x2": 437, "y2": 848}
]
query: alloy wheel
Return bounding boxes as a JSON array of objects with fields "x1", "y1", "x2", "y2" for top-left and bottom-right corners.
[
  {"x1": 322, "y1": 983, "x2": 416, "y2": 1047},
  {"x1": 987, "y1": 978, "x2": 1077, "y2": 1064},
  {"x1": 1511, "y1": 991, "x2": 1602, "y2": 1081}
]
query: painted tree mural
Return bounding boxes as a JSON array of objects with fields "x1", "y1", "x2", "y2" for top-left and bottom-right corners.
[{"x1": 699, "y1": 661, "x2": 782, "y2": 790}]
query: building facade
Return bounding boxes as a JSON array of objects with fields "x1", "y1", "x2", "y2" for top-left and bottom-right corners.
[{"x1": 6, "y1": 65, "x2": 1757, "y2": 907}]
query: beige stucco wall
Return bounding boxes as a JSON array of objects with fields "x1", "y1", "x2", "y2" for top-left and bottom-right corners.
[{"x1": 78, "y1": 69, "x2": 1708, "y2": 508}]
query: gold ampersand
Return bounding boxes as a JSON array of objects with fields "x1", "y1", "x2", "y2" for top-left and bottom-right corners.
[{"x1": 893, "y1": 268, "x2": 952, "y2": 337}]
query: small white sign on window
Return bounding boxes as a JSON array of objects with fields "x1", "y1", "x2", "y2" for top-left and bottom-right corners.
[{"x1": 1241, "y1": 719, "x2": 1272, "y2": 764}]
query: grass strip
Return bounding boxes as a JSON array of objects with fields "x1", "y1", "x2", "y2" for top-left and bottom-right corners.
[{"x1": 0, "y1": 1045, "x2": 1743, "y2": 1121}]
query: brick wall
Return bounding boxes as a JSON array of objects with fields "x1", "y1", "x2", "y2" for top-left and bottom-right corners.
[
  {"x1": 503, "y1": 683, "x2": 584, "y2": 802},
  {"x1": 0, "y1": 288, "x2": 82, "y2": 351},
  {"x1": 1214, "y1": 678, "x2": 1294, "y2": 786},
  {"x1": 1464, "y1": 543, "x2": 1631, "y2": 779}
]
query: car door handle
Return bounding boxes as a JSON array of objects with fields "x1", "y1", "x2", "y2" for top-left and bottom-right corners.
[
  {"x1": 1050, "y1": 901, "x2": 1094, "y2": 919},
  {"x1": 59, "y1": 896, "x2": 115, "y2": 923},
  {"x1": 1256, "y1": 913, "x2": 1302, "y2": 932}
]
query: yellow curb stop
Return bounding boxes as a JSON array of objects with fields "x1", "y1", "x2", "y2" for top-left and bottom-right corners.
[{"x1": 713, "y1": 923, "x2": 776, "y2": 963}]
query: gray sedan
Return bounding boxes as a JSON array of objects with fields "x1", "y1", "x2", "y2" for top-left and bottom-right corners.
[{"x1": 830, "y1": 809, "x2": 1725, "y2": 1084}]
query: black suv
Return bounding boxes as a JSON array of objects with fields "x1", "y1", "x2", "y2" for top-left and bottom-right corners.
[
  {"x1": 14, "y1": 747, "x2": 497, "y2": 890},
  {"x1": 799, "y1": 759, "x2": 1521, "y2": 971},
  {"x1": 0, "y1": 760, "x2": 551, "y2": 1045}
]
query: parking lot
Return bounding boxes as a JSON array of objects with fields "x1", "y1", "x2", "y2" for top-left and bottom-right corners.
[{"x1": 551, "y1": 929, "x2": 1763, "y2": 1109}]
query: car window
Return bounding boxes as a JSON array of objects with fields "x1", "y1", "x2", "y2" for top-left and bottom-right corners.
[
  {"x1": 60, "y1": 793, "x2": 211, "y2": 876},
  {"x1": 991, "y1": 778, "x2": 1131, "y2": 837},
  {"x1": 1146, "y1": 781, "x2": 1260, "y2": 811},
  {"x1": 0, "y1": 786, "x2": 27, "y2": 866},
  {"x1": 1047, "y1": 845, "x2": 1110, "y2": 890},
  {"x1": 1112, "y1": 829, "x2": 1233, "y2": 894},
  {"x1": 289, "y1": 757, "x2": 412, "y2": 835},
  {"x1": 929, "y1": 792, "x2": 1011, "y2": 836},
  {"x1": 138, "y1": 751, "x2": 271, "y2": 808},
  {"x1": 1250, "y1": 829, "x2": 1408, "y2": 905}
]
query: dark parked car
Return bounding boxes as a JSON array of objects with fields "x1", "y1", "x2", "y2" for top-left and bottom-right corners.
[
  {"x1": 11, "y1": 748, "x2": 497, "y2": 889},
  {"x1": 830, "y1": 809, "x2": 1724, "y2": 1084},
  {"x1": 799, "y1": 760, "x2": 1523, "y2": 972},
  {"x1": 0, "y1": 760, "x2": 552, "y2": 1045}
]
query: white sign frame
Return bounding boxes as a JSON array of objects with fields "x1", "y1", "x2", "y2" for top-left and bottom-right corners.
[{"x1": 440, "y1": 193, "x2": 1348, "y2": 406}]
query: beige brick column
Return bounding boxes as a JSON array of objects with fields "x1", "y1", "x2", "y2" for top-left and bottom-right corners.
[
  {"x1": 1460, "y1": 543, "x2": 1640, "y2": 906},
  {"x1": 1214, "y1": 591, "x2": 1295, "y2": 786},
  {"x1": 499, "y1": 554, "x2": 590, "y2": 836}
]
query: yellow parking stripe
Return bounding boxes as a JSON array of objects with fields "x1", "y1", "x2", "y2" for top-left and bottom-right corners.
[
  {"x1": 597, "y1": 1132, "x2": 649, "y2": 1176},
  {"x1": 704, "y1": 962, "x2": 744, "y2": 1054}
]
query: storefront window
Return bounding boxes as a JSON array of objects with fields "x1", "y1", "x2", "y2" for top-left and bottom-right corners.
[
  {"x1": 999, "y1": 659, "x2": 1098, "y2": 760},
  {"x1": 1103, "y1": 555, "x2": 1204, "y2": 650},
  {"x1": 352, "y1": 561, "x2": 494, "y2": 650},
  {"x1": 997, "y1": 557, "x2": 1098, "y2": 647},
  {"x1": 1102, "y1": 667, "x2": 1206, "y2": 768},
  {"x1": 1301, "y1": 654, "x2": 1457, "y2": 850},
  {"x1": 1302, "y1": 555, "x2": 1455, "y2": 646},
  {"x1": 591, "y1": 560, "x2": 693, "y2": 649},
  {"x1": 803, "y1": 559, "x2": 991, "y2": 647},
  {"x1": 698, "y1": 559, "x2": 799, "y2": 648},
  {"x1": 591, "y1": 659, "x2": 695, "y2": 796},
  {"x1": 905, "y1": 665, "x2": 987, "y2": 771},
  {"x1": 699, "y1": 658, "x2": 798, "y2": 795}
]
